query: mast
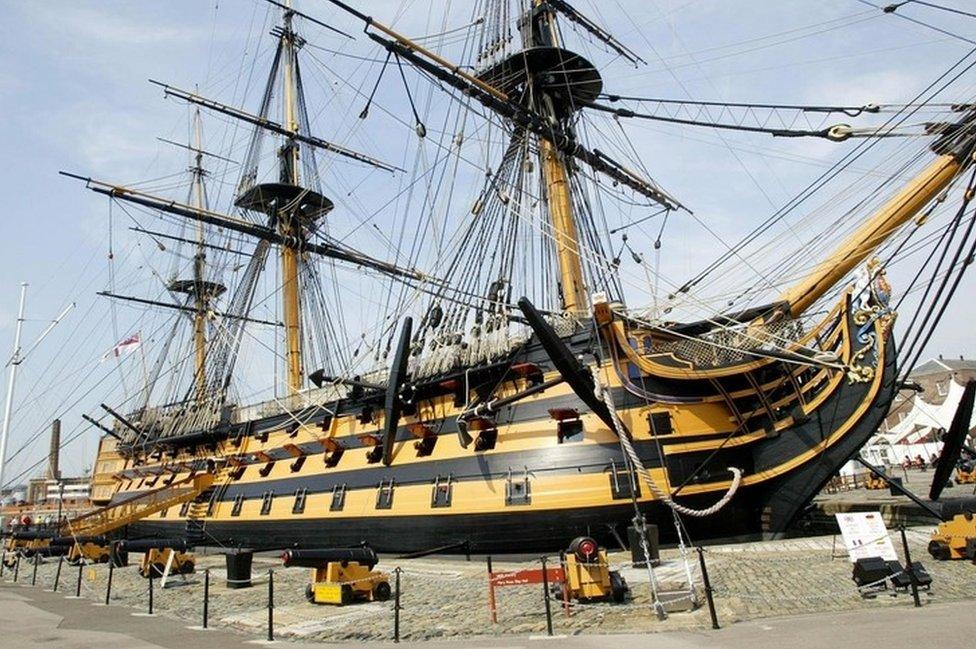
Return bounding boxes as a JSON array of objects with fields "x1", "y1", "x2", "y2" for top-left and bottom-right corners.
[
  {"x1": 166, "y1": 108, "x2": 226, "y2": 403},
  {"x1": 190, "y1": 110, "x2": 208, "y2": 400},
  {"x1": 0, "y1": 283, "x2": 27, "y2": 492},
  {"x1": 279, "y1": 2, "x2": 304, "y2": 395},
  {"x1": 532, "y1": 1, "x2": 587, "y2": 314}
]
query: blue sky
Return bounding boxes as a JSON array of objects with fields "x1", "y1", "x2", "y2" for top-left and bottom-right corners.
[{"x1": 0, "y1": 0, "x2": 974, "y2": 483}]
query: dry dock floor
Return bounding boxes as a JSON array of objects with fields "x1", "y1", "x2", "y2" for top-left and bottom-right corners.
[
  {"x1": 1, "y1": 520, "x2": 974, "y2": 644},
  {"x1": 1, "y1": 584, "x2": 973, "y2": 649}
]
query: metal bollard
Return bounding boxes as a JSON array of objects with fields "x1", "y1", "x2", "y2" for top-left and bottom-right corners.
[
  {"x1": 75, "y1": 562, "x2": 83, "y2": 597},
  {"x1": 0, "y1": 552, "x2": 5, "y2": 579},
  {"x1": 697, "y1": 547, "x2": 720, "y2": 629},
  {"x1": 540, "y1": 556, "x2": 553, "y2": 637},
  {"x1": 31, "y1": 552, "x2": 39, "y2": 586},
  {"x1": 267, "y1": 569, "x2": 274, "y2": 642},
  {"x1": 53, "y1": 555, "x2": 63, "y2": 592},
  {"x1": 203, "y1": 569, "x2": 210, "y2": 629},
  {"x1": 105, "y1": 557, "x2": 114, "y2": 605},
  {"x1": 394, "y1": 567, "x2": 402, "y2": 643},
  {"x1": 13, "y1": 554, "x2": 20, "y2": 582},
  {"x1": 148, "y1": 570, "x2": 154, "y2": 615},
  {"x1": 899, "y1": 526, "x2": 921, "y2": 608}
]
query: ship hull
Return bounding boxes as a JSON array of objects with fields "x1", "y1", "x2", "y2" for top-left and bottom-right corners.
[
  {"x1": 123, "y1": 326, "x2": 896, "y2": 552},
  {"x1": 91, "y1": 290, "x2": 898, "y2": 555}
]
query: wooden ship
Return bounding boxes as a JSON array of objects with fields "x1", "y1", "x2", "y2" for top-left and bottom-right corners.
[{"x1": 47, "y1": 0, "x2": 976, "y2": 552}]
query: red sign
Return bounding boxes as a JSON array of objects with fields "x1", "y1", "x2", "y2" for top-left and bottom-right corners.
[
  {"x1": 488, "y1": 566, "x2": 568, "y2": 623},
  {"x1": 491, "y1": 567, "x2": 565, "y2": 586}
]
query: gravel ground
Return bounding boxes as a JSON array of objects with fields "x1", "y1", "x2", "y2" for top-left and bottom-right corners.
[{"x1": 2, "y1": 525, "x2": 973, "y2": 643}]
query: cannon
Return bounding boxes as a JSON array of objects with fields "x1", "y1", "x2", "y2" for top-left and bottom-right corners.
[
  {"x1": 282, "y1": 546, "x2": 389, "y2": 605},
  {"x1": 559, "y1": 536, "x2": 628, "y2": 603},
  {"x1": 118, "y1": 538, "x2": 194, "y2": 578},
  {"x1": 928, "y1": 512, "x2": 976, "y2": 560}
]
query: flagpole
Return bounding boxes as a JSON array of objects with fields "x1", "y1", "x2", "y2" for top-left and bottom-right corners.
[{"x1": 0, "y1": 283, "x2": 28, "y2": 493}]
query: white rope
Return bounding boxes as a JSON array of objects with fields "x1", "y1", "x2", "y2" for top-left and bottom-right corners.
[{"x1": 595, "y1": 374, "x2": 743, "y2": 517}]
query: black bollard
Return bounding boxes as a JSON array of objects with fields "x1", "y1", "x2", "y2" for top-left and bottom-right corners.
[
  {"x1": 53, "y1": 555, "x2": 63, "y2": 592},
  {"x1": 31, "y1": 552, "x2": 39, "y2": 586},
  {"x1": 899, "y1": 526, "x2": 921, "y2": 608},
  {"x1": 75, "y1": 562, "x2": 83, "y2": 597},
  {"x1": 540, "y1": 556, "x2": 554, "y2": 637},
  {"x1": 105, "y1": 557, "x2": 114, "y2": 605},
  {"x1": 464, "y1": 541, "x2": 471, "y2": 562},
  {"x1": 267, "y1": 569, "x2": 274, "y2": 642},
  {"x1": 0, "y1": 553, "x2": 5, "y2": 579},
  {"x1": 697, "y1": 547, "x2": 720, "y2": 629},
  {"x1": 203, "y1": 569, "x2": 210, "y2": 629},
  {"x1": 13, "y1": 554, "x2": 20, "y2": 582},
  {"x1": 148, "y1": 570, "x2": 154, "y2": 615},
  {"x1": 394, "y1": 567, "x2": 402, "y2": 643}
]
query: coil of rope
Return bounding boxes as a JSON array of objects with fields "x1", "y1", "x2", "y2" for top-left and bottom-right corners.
[{"x1": 594, "y1": 373, "x2": 742, "y2": 517}]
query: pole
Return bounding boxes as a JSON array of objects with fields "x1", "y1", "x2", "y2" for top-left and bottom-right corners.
[
  {"x1": 541, "y1": 556, "x2": 554, "y2": 637},
  {"x1": 696, "y1": 547, "x2": 720, "y2": 629},
  {"x1": 75, "y1": 562, "x2": 83, "y2": 597},
  {"x1": 899, "y1": 526, "x2": 921, "y2": 608},
  {"x1": 0, "y1": 283, "x2": 28, "y2": 492},
  {"x1": 31, "y1": 551, "x2": 38, "y2": 586},
  {"x1": 487, "y1": 555, "x2": 497, "y2": 623},
  {"x1": 148, "y1": 570, "x2": 154, "y2": 614},
  {"x1": 53, "y1": 555, "x2": 62, "y2": 592},
  {"x1": 203, "y1": 568, "x2": 210, "y2": 629},
  {"x1": 13, "y1": 553, "x2": 20, "y2": 582},
  {"x1": 394, "y1": 567, "x2": 402, "y2": 643},
  {"x1": 267, "y1": 569, "x2": 274, "y2": 642},
  {"x1": 105, "y1": 554, "x2": 114, "y2": 605}
]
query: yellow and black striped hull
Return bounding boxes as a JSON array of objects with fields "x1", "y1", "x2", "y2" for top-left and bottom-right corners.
[{"x1": 92, "y1": 294, "x2": 897, "y2": 552}]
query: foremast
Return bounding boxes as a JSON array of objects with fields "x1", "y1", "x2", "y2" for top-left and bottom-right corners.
[{"x1": 530, "y1": 1, "x2": 587, "y2": 315}]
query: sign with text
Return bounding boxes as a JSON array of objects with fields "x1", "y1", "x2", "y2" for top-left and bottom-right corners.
[{"x1": 835, "y1": 511, "x2": 898, "y2": 563}]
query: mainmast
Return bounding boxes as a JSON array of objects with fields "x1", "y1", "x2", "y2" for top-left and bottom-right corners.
[
  {"x1": 530, "y1": 1, "x2": 588, "y2": 315},
  {"x1": 279, "y1": 3, "x2": 305, "y2": 395}
]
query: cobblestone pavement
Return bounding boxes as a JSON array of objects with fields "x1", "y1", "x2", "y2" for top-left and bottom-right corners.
[{"x1": 1, "y1": 525, "x2": 972, "y2": 643}]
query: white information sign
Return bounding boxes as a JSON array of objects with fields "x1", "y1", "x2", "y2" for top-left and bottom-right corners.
[{"x1": 834, "y1": 511, "x2": 898, "y2": 563}]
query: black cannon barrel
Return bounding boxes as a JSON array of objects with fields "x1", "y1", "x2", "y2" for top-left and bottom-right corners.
[
  {"x1": 49, "y1": 536, "x2": 109, "y2": 547},
  {"x1": 117, "y1": 538, "x2": 189, "y2": 553},
  {"x1": 10, "y1": 531, "x2": 55, "y2": 541},
  {"x1": 281, "y1": 547, "x2": 378, "y2": 569},
  {"x1": 36, "y1": 546, "x2": 71, "y2": 557}
]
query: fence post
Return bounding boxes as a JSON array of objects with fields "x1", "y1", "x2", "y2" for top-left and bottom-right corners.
[
  {"x1": 75, "y1": 562, "x2": 83, "y2": 597},
  {"x1": 53, "y1": 555, "x2": 63, "y2": 592},
  {"x1": 203, "y1": 569, "x2": 210, "y2": 629},
  {"x1": 0, "y1": 552, "x2": 5, "y2": 578},
  {"x1": 31, "y1": 552, "x2": 39, "y2": 586},
  {"x1": 105, "y1": 556, "x2": 114, "y2": 605},
  {"x1": 267, "y1": 569, "x2": 274, "y2": 642},
  {"x1": 899, "y1": 526, "x2": 921, "y2": 608},
  {"x1": 394, "y1": 567, "x2": 402, "y2": 643},
  {"x1": 696, "y1": 547, "x2": 720, "y2": 629},
  {"x1": 486, "y1": 555, "x2": 498, "y2": 624},
  {"x1": 148, "y1": 570, "x2": 155, "y2": 615},
  {"x1": 13, "y1": 554, "x2": 20, "y2": 582},
  {"x1": 540, "y1": 556, "x2": 553, "y2": 637}
]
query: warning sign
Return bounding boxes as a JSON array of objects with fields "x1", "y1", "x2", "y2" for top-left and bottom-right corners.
[{"x1": 835, "y1": 511, "x2": 898, "y2": 563}]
